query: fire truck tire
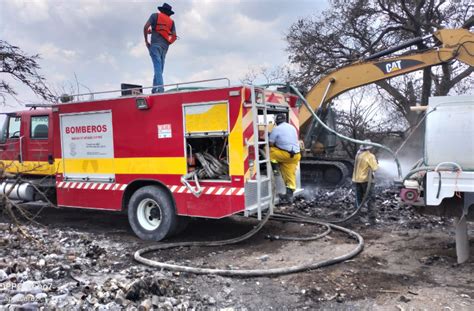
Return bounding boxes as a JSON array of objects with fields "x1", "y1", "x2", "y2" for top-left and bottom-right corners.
[{"x1": 128, "y1": 186, "x2": 177, "y2": 241}]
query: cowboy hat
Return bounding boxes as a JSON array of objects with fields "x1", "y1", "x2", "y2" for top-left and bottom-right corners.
[{"x1": 158, "y1": 3, "x2": 174, "y2": 15}]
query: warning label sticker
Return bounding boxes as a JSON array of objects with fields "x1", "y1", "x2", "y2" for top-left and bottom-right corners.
[{"x1": 158, "y1": 124, "x2": 172, "y2": 139}]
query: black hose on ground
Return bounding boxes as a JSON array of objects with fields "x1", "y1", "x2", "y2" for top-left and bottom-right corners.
[
  {"x1": 264, "y1": 213, "x2": 331, "y2": 241},
  {"x1": 134, "y1": 211, "x2": 364, "y2": 277}
]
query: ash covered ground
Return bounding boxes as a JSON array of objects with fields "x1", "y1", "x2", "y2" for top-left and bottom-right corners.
[{"x1": 1, "y1": 185, "x2": 473, "y2": 310}]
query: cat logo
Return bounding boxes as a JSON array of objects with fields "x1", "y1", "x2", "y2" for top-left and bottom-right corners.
[
  {"x1": 385, "y1": 60, "x2": 402, "y2": 73},
  {"x1": 375, "y1": 59, "x2": 425, "y2": 75}
]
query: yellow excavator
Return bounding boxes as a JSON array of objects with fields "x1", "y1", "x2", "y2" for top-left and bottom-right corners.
[{"x1": 298, "y1": 28, "x2": 474, "y2": 186}]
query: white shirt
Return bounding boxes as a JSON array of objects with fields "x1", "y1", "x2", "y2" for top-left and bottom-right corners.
[{"x1": 269, "y1": 122, "x2": 300, "y2": 153}]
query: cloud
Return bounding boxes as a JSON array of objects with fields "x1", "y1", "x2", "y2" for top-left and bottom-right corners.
[
  {"x1": 38, "y1": 43, "x2": 78, "y2": 63},
  {"x1": 96, "y1": 52, "x2": 118, "y2": 70},
  {"x1": 8, "y1": 0, "x2": 50, "y2": 23},
  {"x1": 128, "y1": 41, "x2": 148, "y2": 58},
  {"x1": 0, "y1": 0, "x2": 327, "y2": 105}
]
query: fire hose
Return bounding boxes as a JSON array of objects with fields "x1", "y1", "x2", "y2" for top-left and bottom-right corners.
[
  {"x1": 181, "y1": 152, "x2": 229, "y2": 197},
  {"x1": 134, "y1": 210, "x2": 364, "y2": 277},
  {"x1": 312, "y1": 170, "x2": 373, "y2": 225}
]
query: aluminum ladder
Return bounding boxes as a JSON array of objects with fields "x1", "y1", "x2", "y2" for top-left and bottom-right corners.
[{"x1": 245, "y1": 87, "x2": 273, "y2": 220}]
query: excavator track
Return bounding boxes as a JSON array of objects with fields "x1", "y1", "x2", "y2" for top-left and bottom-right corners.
[{"x1": 300, "y1": 158, "x2": 351, "y2": 187}]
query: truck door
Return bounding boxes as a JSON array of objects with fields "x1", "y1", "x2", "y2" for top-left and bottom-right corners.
[
  {"x1": 0, "y1": 114, "x2": 22, "y2": 164},
  {"x1": 24, "y1": 114, "x2": 52, "y2": 164}
]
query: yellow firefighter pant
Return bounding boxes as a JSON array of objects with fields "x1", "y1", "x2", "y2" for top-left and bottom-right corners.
[{"x1": 270, "y1": 147, "x2": 301, "y2": 190}]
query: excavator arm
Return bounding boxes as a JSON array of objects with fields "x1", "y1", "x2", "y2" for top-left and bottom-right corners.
[
  {"x1": 300, "y1": 28, "x2": 474, "y2": 130},
  {"x1": 297, "y1": 28, "x2": 473, "y2": 187}
]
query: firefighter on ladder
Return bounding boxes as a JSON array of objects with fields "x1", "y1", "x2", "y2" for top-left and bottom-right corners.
[{"x1": 269, "y1": 113, "x2": 301, "y2": 204}]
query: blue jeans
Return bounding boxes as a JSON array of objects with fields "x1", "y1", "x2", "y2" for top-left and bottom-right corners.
[{"x1": 148, "y1": 44, "x2": 167, "y2": 93}]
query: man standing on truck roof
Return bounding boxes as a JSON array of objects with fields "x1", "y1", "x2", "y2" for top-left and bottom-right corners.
[
  {"x1": 269, "y1": 113, "x2": 301, "y2": 204},
  {"x1": 352, "y1": 140, "x2": 379, "y2": 224},
  {"x1": 144, "y1": 2, "x2": 177, "y2": 94}
]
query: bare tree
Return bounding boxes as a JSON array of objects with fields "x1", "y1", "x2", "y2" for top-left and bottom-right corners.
[
  {"x1": 286, "y1": 0, "x2": 473, "y2": 128},
  {"x1": 334, "y1": 89, "x2": 405, "y2": 158},
  {"x1": 0, "y1": 40, "x2": 55, "y2": 106},
  {"x1": 240, "y1": 65, "x2": 290, "y2": 85},
  {"x1": 51, "y1": 72, "x2": 93, "y2": 103}
]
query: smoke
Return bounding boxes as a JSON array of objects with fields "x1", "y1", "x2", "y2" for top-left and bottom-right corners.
[{"x1": 376, "y1": 155, "x2": 422, "y2": 181}]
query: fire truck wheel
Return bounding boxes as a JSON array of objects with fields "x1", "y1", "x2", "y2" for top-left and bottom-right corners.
[{"x1": 128, "y1": 186, "x2": 177, "y2": 241}]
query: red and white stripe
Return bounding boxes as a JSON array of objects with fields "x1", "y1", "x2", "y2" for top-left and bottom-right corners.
[
  {"x1": 55, "y1": 181, "x2": 245, "y2": 196},
  {"x1": 168, "y1": 185, "x2": 245, "y2": 196},
  {"x1": 56, "y1": 181, "x2": 127, "y2": 191}
]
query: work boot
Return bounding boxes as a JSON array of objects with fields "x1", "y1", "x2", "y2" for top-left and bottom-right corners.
[
  {"x1": 278, "y1": 188, "x2": 293, "y2": 205},
  {"x1": 282, "y1": 187, "x2": 294, "y2": 204},
  {"x1": 278, "y1": 193, "x2": 290, "y2": 204},
  {"x1": 271, "y1": 162, "x2": 280, "y2": 176}
]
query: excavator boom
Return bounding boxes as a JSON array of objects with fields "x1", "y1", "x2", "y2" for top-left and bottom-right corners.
[
  {"x1": 300, "y1": 28, "x2": 474, "y2": 130},
  {"x1": 298, "y1": 28, "x2": 473, "y2": 187}
]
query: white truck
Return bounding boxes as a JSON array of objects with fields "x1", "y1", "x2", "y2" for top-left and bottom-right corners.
[{"x1": 400, "y1": 95, "x2": 474, "y2": 263}]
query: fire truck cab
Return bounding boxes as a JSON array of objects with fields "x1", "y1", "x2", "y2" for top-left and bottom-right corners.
[{"x1": 0, "y1": 83, "x2": 302, "y2": 240}]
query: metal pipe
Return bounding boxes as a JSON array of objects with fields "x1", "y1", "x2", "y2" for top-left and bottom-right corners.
[
  {"x1": 19, "y1": 136, "x2": 23, "y2": 163},
  {"x1": 410, "y1": 105, "x2": 429, "y2": 112},
  {"x1": 25, "y1": 78, "x2": 233, "y2": 107},
  {"x1": 364, "y1": 35, "x2": 432, "y2": 61},
  {"x1": 68, "y1": 77, "x2": 231, "y2": 100},
  {"x1": 319, "y1": 78, "x2": 336, "y2": 110}
]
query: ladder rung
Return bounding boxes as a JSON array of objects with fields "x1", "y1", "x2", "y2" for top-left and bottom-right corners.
[
  {"x1": 258, "y1": 160, "x2": 269, "y2": 164},
  {"x1": 247, "y1": 176, "x2": 271, "y2": 182}
]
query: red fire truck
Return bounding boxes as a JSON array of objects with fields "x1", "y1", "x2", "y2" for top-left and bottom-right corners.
[{"x1": 0, "y1": 81, "x2": 301, "y2": 240}]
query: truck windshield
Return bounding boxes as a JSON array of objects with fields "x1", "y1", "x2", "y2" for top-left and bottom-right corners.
[{"x1": 0, "y1": 115, "x2": 7, "y2": 143}]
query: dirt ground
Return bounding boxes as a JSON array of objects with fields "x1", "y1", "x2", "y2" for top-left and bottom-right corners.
[{"x1": 1, "y1": 191, "x2": 473, "y2": 310}]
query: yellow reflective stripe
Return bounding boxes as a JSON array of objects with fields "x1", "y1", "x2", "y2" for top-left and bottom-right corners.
[
  {"x1": 116, "y1": 157, "x2": 187, "y2": 174},
  {"x1": 228, "y1": 98, "x2": 245, "y2": 176},
  {"x1": 0, "y1": 160, "x2": 58, "y2": 175},
  {"x1": 58, "y1": 157, "x2": 187, "y2": 175},
  {"x1": 185, "y1": 103, "x2": 228, "y2": 133}
]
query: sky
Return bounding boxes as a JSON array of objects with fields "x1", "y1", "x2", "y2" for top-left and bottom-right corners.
[{"x1": 0, "y1": 0, "x2": 327, "y2": 109}]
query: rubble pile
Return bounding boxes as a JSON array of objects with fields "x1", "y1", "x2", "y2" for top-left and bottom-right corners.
[
  {"x1": 292, "y1": 185, "x2": 449, "y2": 228},
  {"x1": 0, "y1": 224, "x2": 210, "y2": 310},
  {"x1": 0, "y1": 183, "x2": 458, "y2": 310}
]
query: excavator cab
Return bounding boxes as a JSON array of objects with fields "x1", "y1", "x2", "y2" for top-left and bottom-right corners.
[{"x1": 304, "y1": 107, "x2": 337, "y2": 155}]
